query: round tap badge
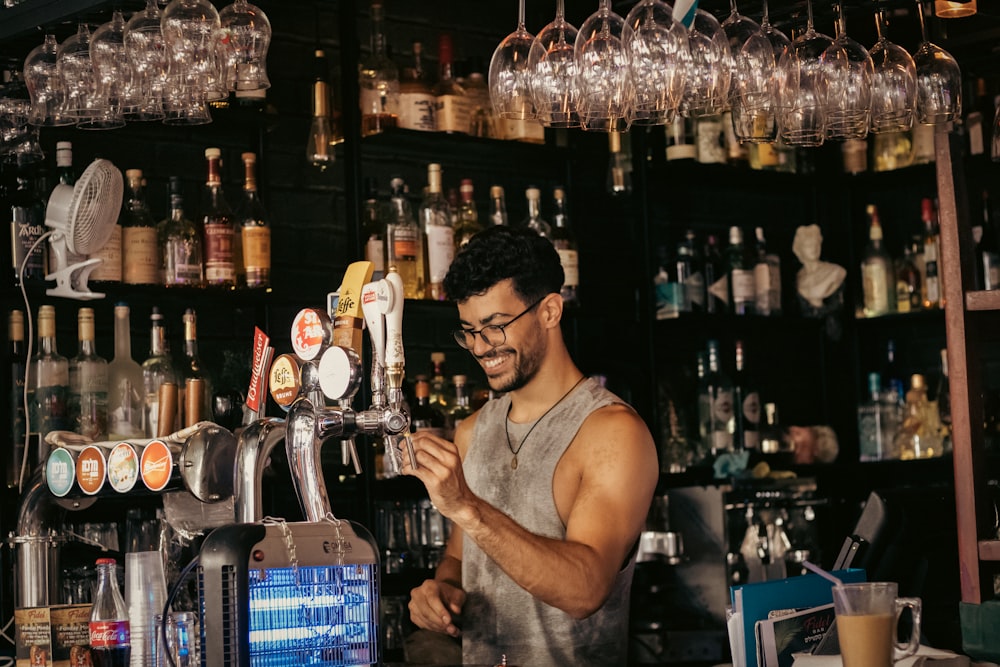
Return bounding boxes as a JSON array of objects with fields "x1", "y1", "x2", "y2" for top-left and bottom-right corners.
[
  {"x1": 140, "y1": 439, "x2": 173, "y2": 492},
  {"x1": 269, "y1": 353, "x2": 301, "y2": 410},
  {"x1": 290, "y1": 308, "x2": 331, "y2": 361},
  {"x1": 107, "y1": 442, "x2": 139, "y2": 493},
  {"x1": 46, "y1": 447, "x2": 76, "y2": 498},
  {"x1": 76, "y1": 445, "x2": 107, "y2": 496}
]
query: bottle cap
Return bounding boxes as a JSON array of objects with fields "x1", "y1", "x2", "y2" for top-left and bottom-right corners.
[
  {"x1": 96, "y1": 557, "x2": 117, "y2": 565},
  {"x1": 526, "y1": 187, "x2": 540, "y2": 199},
  {"x1": 205, "y1": 147, "x2": 222, "y2": 159},
  {"x1": 490, "y1": 185, "x2": 504, "y2": 198}
]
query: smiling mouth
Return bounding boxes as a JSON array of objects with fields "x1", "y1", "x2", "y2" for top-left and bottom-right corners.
[{"x1": 478, "y1": 350, "x2": 512, "y2": 372}]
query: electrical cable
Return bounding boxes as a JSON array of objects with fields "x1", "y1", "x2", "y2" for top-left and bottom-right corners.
[{"x1": 160, "y1": 553, "x2": 201, "y2": 667}]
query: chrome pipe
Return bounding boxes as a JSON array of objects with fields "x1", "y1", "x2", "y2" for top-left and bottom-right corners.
[
  {"x1": 233, "y1": 418, "x2": 286, "y2": 524},
  {"x1": 14, "y1": 469, "x2": 64, "y2": 608},
  {"x1": 286, "y1": 396, "x2": 346, "y2": 522}
]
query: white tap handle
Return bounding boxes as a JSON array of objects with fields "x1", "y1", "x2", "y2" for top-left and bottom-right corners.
[
  {"x1": 361, "y1": 281, "x2": 386, "y2": 367},
  {"x1": 383, "y1": 271, "x2": 405, "y2": 368}
]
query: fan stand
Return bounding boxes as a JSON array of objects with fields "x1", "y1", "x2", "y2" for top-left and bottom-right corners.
[{"x1": 46, "y1": 257, "x2": 105, "y2": 300}]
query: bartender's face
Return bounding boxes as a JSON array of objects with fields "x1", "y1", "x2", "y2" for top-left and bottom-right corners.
[{"x1": 457, "y1": 279, "x2": 546, "y2": 393}]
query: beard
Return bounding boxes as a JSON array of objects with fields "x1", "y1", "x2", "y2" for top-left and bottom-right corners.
[{"x1": 479, "y1": 337, "x2": 545, "y2": 394}]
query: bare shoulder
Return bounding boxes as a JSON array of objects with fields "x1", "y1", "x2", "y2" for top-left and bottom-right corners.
[
  {"x1": 452, "y1": 408, "x2": 480, "y2": 459},
  {"x1": 575, "y1": 402, "x2": 657, "y2": 464}
]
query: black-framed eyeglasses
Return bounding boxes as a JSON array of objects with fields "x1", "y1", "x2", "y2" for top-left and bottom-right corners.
[{"x1": 452, "y1": 296, "x2": 545, "y2": 350}]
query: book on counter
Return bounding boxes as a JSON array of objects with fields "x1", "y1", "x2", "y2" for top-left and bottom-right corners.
[
  {"x1": 756, "y1": 603, "x2": 836, "y2": 667},
  {"x1": 729, "y1": 568, "x2": 866, "y2": 667}
]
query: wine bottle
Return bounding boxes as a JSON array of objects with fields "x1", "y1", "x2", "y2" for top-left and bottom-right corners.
[
  {"x1": 701, "y1": 340, "x2": 733, "y2": 454},
  {"x1": 202, "y1": 148, "x2": 236, "y2": 287},
  {"x1": 433, "y1": 33, "x2": 468, "y2": 134},
  {"x1": 69, "y1": 307, "x2": 108, "y2": 441},
  {"x1": 920, "y1": 198, "x2": 941, "y2": 309},
  {"x1": 861, "y1": 204, "x2": 894, "y2": 317},
  {"x1": 727, "y1": 226, "x2": 755, "y2": 315},
  {"x1": 108, "y1": 304, "x2": 145, "y2": 440},
  {"x1": 142, "y1": 307, "x2": 178, "y2": 437},
  {"x1": 180, "y1": 308, "x2": 212, "y2": 425},
  {"x1": 454, "y1": 178, "x2": 482, "y2": 250},
  {"x1": 551, "y1": 186, "x2": 579, "y2": 305},
  {"x1": 522, "y1": 187, "x2": 551, "y2": 238},
  {"x1": 419, "y1": 163, "x2": 454, "y2": 300},
  {"x1": 362, "y1": 177, "x2": 385, "y2": 280},
  {"x1": 732, "y1": 340, "x2": 760, "y2": 450},
  {"x1": 121, "y1": 169, "x2": 160, "y2": 285},
  {"x1": 489, "y1": 185, "x2": 508, "y2": 226},
  {"x1": 236, "y1": 152, "x2": 271, "y2": 288},
  {"x1": 29, "y1": 305, "x2": 69, "y2": 464}
]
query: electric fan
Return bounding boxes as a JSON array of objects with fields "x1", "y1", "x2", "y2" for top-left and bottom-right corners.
[{"x1": 44, "y1": 158, "x2": 123, "y2": 300}]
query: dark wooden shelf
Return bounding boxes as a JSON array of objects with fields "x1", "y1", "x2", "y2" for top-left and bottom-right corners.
[
  {"x1": 978, "y1": 540, "x2": 1000, "y2": 562},
  {"x1": 966, "y1": 290, "x2": 1000, "y2": 312}
]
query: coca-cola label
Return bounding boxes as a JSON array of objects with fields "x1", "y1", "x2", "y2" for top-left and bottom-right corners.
[{"x1": 88, "y1": 621, "x2": 130, "y2": 648}]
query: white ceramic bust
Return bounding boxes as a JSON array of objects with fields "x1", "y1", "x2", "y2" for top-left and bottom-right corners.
[{"x1": 793, "y1": 224, "x2": 846, "y2": 309}]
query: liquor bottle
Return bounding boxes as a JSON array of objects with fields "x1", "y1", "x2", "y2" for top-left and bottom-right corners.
[
  {"x1": 455, "y1": 178, "x2": 482, "y2": 249},
  {"x1": 9, "y1": 310, "x2": 27, "y2": 488},
  {"x1": 894, "y1": 241, "x2": 922, "y2": 313},
  {"x1": 882, "y1": 339, "x2": 905, "y2": 409},
  {"x1": 428, "y1": 352, "x2": 454, "y2": 416},
  {"x1": 202, "y1": 147, "x2": 236, "y2": 287},
  {"x1": 607, "y1": 131, "x2": 633, "y2": 194},
  {"x1": 362, "y1": 177, "x2": 385, "y2": 280},
  {"x1": 936, "y1": 348, "x2": 951, "y2": 446},
  {"x1": 236, "y1": 152, "x2": 271, "y2": 288},
  {"x1": 385, "y1": 176, "x2": 426, "y2": 298},
  {"x1": 433, "y1": 33, "x2": 469, "y2": 134},
  {"x1": 727, "y1": 226, "x2": 755, "y2": 315},
  {"x1": 358, "y1": 0, "x2": 399, "y2": 137},
  {"x1": 861, "y1": 204, "x2": 894, "y2": 317},
  {"x1": 69, "y1": 307, "x2": 108, "y2": 441},
  {"x1": 694, "y1": 351, "x2": 710, "y2": 454},
  {"x1": 759, "y1": 403, "x2": 791, "y2": 465},
  {"x1": 489, "y1": 186, "x2": 508, "y2": 226},
  {"x1": 419, "y1": 163, "x2": 454, "y2": 300},
  {"x1": 398, "y1": 40, "x2": 436, "y2": 131},
  {"x1": 966, "y1": 77, "x2": 988, "y2": 156},
  {"x1": 752, "y1": 227, "x2": 781, "y2": 316},
  {"x1": 976, "y1": 190, "x2": 1000, "y2": 290},
  {"x1": 447, "y1": 187, "x2": 460, "y2": 229},
  {"x1": 704, "y1": 234, "x2": 727, "y2": 314},
  {"x1": 701, "y1": 340, "x2": 734, "y2": 454},
  {"x1": 49, "y1": 142, "x2": 84, "y2": 274},
  {"x1": 523, "y1": 187, "x2": 551, "y2": 238},
  {"x1": 306, "y1": 49, "x2": 336, "y2": 168},
  {"x1": 89, "y1": 557, "x2": 131, "y2": 667},
  {"x1": 160, "y1": 177, "x2": 203, "y2": 287},
  {"x1": 465, "y1": 58, "x2": 494, "y2": 137},
  {"x1": 551, "y1": 186, "x2": 579, "y2": 304},
  {"x1": 450, "y1": 374, "x2": 473, "y2": 432},
  {"x1": 180, "y1": 308, "x2": 212, "y2": 426},
  {"x1": 732, "y1": 340, "x2": 760, "y2": 450},
  {"x1": 920, "y1": 198, "x2": 941, "y2": 309},
  {"x1": 858, "y1": 372, "x2": 888, "y2": 461},
  {"x1": 676, "y1": 230, "x2": 705, "y2": 312},
  {"x1": 411, "y1": 376, "x2": 446, "y2": 437},
  {"x1": 142, "y1": 307, "x2": 178, "y2": 437},
  {"x1": 121, "y1": 169, "x2": 160, "y2": 285},
  {"x1": 28, "y1": 305, "x2": 69, "y2": 463},
  {"x1": 88, "y1": 153, "x2": 121, "y2": 284},
  {"x1": 107, "y1": 304, "x2": 144, "y2": 440},
  {"x1": 9, "y1": 155, "x2": 46, "y2": 284},
  {"x1": 894, "y1": 374, "x2": 943, "y2": 460}
]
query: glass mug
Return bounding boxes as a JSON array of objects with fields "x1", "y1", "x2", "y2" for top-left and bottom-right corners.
[{"x1": 832, "y1": 582, "x2": 922, "y2": 667}]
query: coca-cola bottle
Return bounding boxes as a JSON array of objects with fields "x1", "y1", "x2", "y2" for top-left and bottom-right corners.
[{"x1": 89, "y1": 558, "x2": 131, "y2": 667}]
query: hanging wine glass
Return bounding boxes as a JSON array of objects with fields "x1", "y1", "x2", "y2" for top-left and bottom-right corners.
[
  {"x1": 86, "y1": 10, "x2": 136, "y2": 129},
  {"x1": 124, "y1": 0, "x2": 169, "y2": 121},
  {"x1": 680, "y1": 7, "x2": 730, "y2": 117},
  {"x1": 489, "y1": 0, "x2": 536, "y2": 120},
  {"x1": 821, "y1": 1, "x2": 872, "y2": 140},
  {"x1": 623, "y1": 0, "x2": 688, "y2": 127},
  {"x1": 869, "y1": 10, "x2": 915, "y2": 134},
  {"x1": 161, "y1": 0, "x2": 219, "y2": 124},
  {"x1": 722, "y1": 0, "x2": 761, "y2": 83},
  {"x1": 23, "y1": 34, "x2": 73, "y2": 126},
  {"x1": 776, "y1": 0, "x2": 832, "y2": 146},
  {"x1": 913, "y1": 0, "x2": 962, "y2": 125},
  {"x1": 731, "y1": 0, "x2": 787, "y2": 142},
  {"x1": 529, "y1": 0, "x2": 580, "y2": 128},
  {"x1": 575, "y1": 0, "x2": 633, "y2": 132},
  {"x1": 218, "y1": 0, "x2": 271, "y2": 92},
  {"x1": 57, "y1": 24, "x2": 101, "y2": 126}
]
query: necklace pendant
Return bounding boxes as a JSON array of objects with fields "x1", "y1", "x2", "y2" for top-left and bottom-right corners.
[{"x1": 511, "y1": 455, "x2": 518, "y2": 470}]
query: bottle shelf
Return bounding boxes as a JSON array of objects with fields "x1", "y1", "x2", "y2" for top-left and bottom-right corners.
[
  {"x1": 360, "y1": 127, "x2": 567, "y2": 171},
  {"x1": 978, "y1": 539, "x2": 1000, "y2": 562},
  {"x1": 966, "y1": 290, "x2": 1000, "y2": 312},
  {"x1": 853, "y1": 308, "x2": 946, "y2": 325}
]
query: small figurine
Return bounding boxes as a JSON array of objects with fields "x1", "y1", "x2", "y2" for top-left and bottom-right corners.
[{"x1": 792, "y1": 224, "x2": 846, "y2": 338}]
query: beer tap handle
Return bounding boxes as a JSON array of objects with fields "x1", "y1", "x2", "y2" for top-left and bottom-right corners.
[
  {"x1": 361, "y1": 280, "x2": 386, "y2": 368},
  {"x1": 383, "y1": 269, "x2": 405, "y2": 373}
]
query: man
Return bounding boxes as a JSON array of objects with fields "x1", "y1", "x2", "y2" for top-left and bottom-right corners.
[{"x1": 403, "y1": 225, "x2": 658, "y2": 666}]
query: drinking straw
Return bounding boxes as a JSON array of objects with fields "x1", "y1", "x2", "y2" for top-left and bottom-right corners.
[{"x1": 803, "y1": 560, "x2": 844, "y2": 586}]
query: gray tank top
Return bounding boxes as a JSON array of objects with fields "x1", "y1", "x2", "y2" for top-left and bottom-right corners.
[{"x1": 461, "y1": 377, "x2": 635, "y2": 667}]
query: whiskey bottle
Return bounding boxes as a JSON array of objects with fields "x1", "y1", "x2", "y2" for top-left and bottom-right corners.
[
  {"x1": 861, "y1": 204, "x2": 894, "y2": 317},
  {"x1": 9, "y1": 155, "x2": 46, "y2": 284},
  {"x1": 180, "y1": 308, "x2": 212, "y2": 425},
  {"x1": 727, "y1": 226, "x2": 755, "y2": 315},
  {"x1": 362, "y1": 177, "x2": 385, "y2": 280},
  {"x1": 523, "y1": 187, "x2": 551, "y2": 238},
  {"x1": 433, "y1": 33, "x2": 469, "y2": 134},
  {"x1": 752, "y1": 227, "x2": 781, "y2": 316},
  {"x1": 69, "y1": 307, "x2": 108, "y2": 441},
  {"x1": 894, "y1": 241, "x2": 922, "y2": 313},
  {"x1": 28, "y1": 305, "x2": 69, "y2": 462},
  {"x1": 551, "y1": 186, "x2": 579, "y2": 304},
  {"x1": 358, "y1": 0, "x2": 399, "y2": 136},
  {"x1": 236, "y1": 152, "x2": 271, "y2": 288},
  {"x1": 398, "y1": 40, "x2": 435, "y2": 131},
  {"x1": 8, "y1": 310, "x2": 26, "y2": 488},
  {"x1": 411, "y1": 376, "x2": 446, "y2": 437},
  {"x1": 107, "y1": 303, "x2": 145, "y2": 439},
  {"x1": 920, "y1": 198, "x2": 941, "y2": 309},
  {"x1": 88, "y1": 154, "x2": 122, "y2": 283},
  {"x1": 454, "y1": 178, "x2": 482, "y2": 250},
  {"x1": 419, "y1": 163, "x2": 454, "y2": 300},
  {"x1": 489, "y1": 185, "x2": 508, "y2": 226},
  {"x1": 160, "y1": 178, "x2": 203, "y2": 287},
  {"x1": 386, "y1": 177, "x2": 426, "y2": 299},
  {"x1": 201, "y1": 148, "x2": 236, "y2": 287},
  {"x1": 121, "y1": 169, "x2": 160, "y2": 285}
]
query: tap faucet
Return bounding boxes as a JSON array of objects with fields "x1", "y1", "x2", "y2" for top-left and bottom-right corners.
[
  {"x1": 13, "y1": 469, "x2": 65, "y2": 608},
  {"x1": 233, "y1": 417, "x2": 286, "y2": 523}
]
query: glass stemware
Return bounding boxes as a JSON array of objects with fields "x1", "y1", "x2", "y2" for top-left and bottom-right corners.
[
  {"x1": 821, "y1": 2, "x2": 872, "y2": 140},
  {"x1": 731, "y1": 0, "x2": 787, "y2": 142},
  {"x1": 913, "y1": 0, "x2": 962, "y2": 125},
  {"x1": 624, "y1": 0, "x2": 688, "y2": 127},
  {"x1": 57, "y1": 24, "x2": 101, "y2": 126},
  {"x1": 776, "y1": 0, "x2": 832, "y2": 146},
  {"x1": 489, "y1": 0, "x2": 536, "y2": 121},
  {"x1": 86, "y1": 10, "x2": 136, "y2": 130},
  {"x1": 574, "y1": 0, "x2": 633, "y2": 132},
  {"x1": 218, "y1": 0, "x2": 271, "y2": 92},
  {"x1": 680, "y1": 8, "x2": 730, "y2": 117},
  {"x1": 869, "y1": 10, "x2": 915, "y2": 134},
  {"x1": 529, "y1": 0, "x2": 581, "y2": 128},
  {"x1": 23, "y1": 34, "x2": 73, "y2": 127},
  {"x1": 124, "y1": 0, "x2": 169, "y2": 121}
]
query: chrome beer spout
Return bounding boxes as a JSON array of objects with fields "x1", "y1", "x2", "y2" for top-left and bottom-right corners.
[
  {"x1": 233, "y1": 417, "x2": 286, "y2": 523},
  {"x1": 13, "y1": 468, "x2": 65, "y2": 608}
]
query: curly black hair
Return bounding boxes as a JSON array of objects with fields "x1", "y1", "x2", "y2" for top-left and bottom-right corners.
[{"x1": 443, "y1": 225, "x2": 564, "y2": 303}]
